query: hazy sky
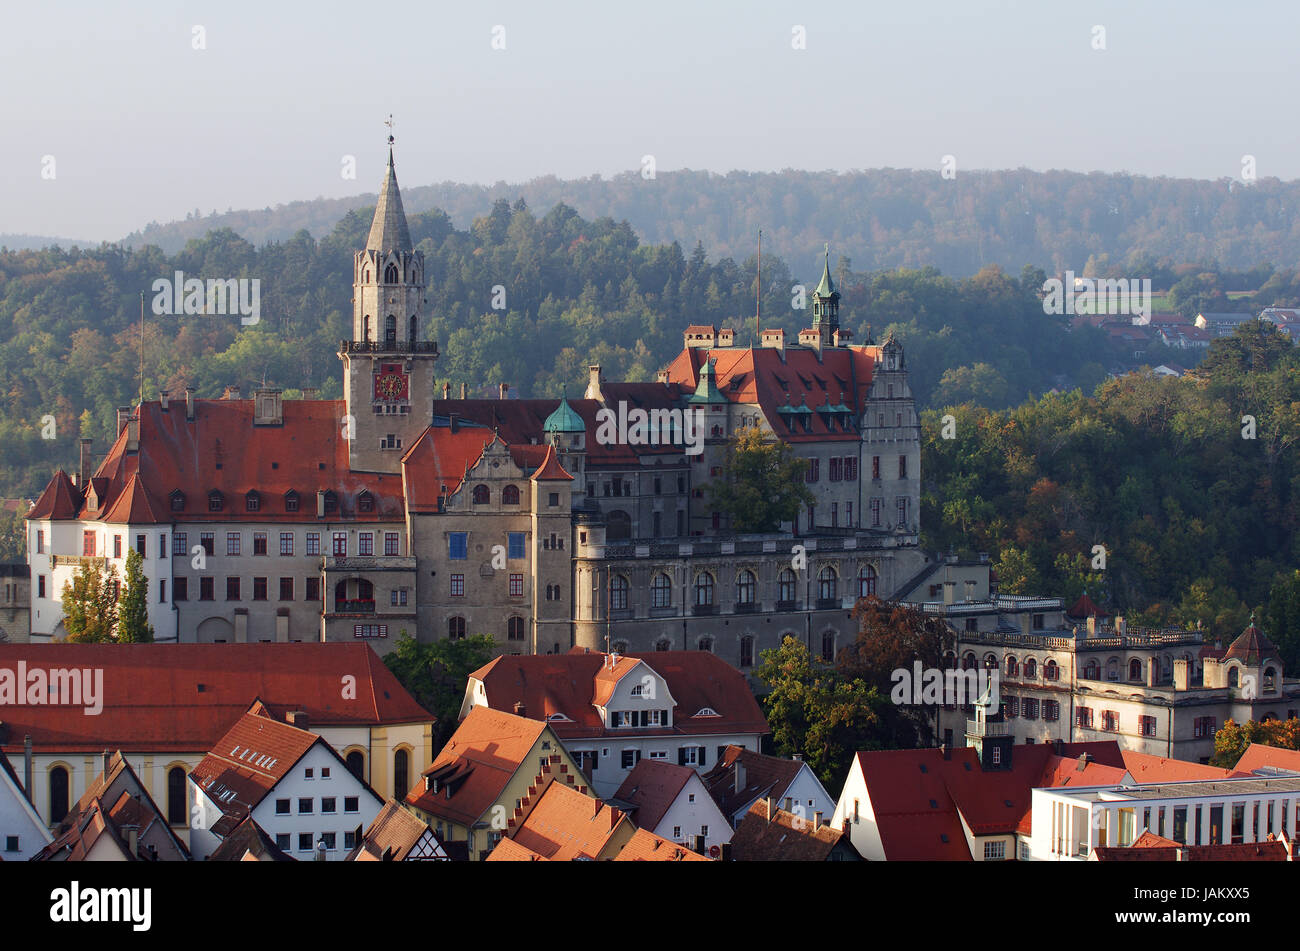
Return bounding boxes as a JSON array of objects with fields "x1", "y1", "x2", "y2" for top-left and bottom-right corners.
[{"x1": 4, "y1": 0, "x2": 1296, "y2": 241}]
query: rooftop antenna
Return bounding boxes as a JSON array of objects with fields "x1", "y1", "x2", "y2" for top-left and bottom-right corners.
[
  {"x1": 138, "y1": 292, "x2": 145, "y2": 408},
  {"x1": 755, "y1": 229, "x2": 761, "y2": 344}
]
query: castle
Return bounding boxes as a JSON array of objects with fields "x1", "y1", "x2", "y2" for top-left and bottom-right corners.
[{"x1": 27, "y1": 145, "x2": 945, "y2": 669}]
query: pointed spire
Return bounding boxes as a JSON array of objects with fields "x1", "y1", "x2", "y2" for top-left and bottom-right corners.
[
  {"x1": 366, "y1": 148, "x2": 413, "y2": 254},
  {"x1": 814, "y1": 242, "x2": 837, "y2": 299}
]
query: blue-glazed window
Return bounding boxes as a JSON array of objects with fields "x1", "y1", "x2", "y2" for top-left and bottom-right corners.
[
  {"x1": 449, "y1": 532, "x2": 467, "y2": 560},
  {"x1": 508, "y1": 532, "x2": 525, "y2": 560}
]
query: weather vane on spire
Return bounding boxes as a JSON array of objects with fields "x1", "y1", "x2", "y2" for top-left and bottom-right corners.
[{"x1": 385, "y1": 113, "x2": 395, "y2": 147}]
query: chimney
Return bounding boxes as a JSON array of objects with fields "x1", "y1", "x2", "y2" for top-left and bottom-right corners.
[
  {"x1": 1146, "y1": 656, "x2": 1159, "y2": 688},
  {"x1": 185, "y1": 386, "x2": 196, "y2": 420},
  {"x1": 316, "y1": 490, "x2": 326, "y2": 518},
  {"x1": 159, "y1": 390, "x2": 169, "y2": 411},
  {"x1": 656, "y1": 369, "x2": 670, "y2": 384},
  {"x1": 943, "y1": 581, "x2": 956, "y2": 605},
  {"x1": 442, "y1": 382, "x2": 450, "y2": 400},
  {"x1": 1175, "y1": 847, "x2": 1188, "y2": 862},
  {"x1": 1116, "y1": 615, "x2": 1127, "y2": 637},
  {"x1": 78, "y1": 438, "x2": 93, "y2": 487},
  {"x1": 1173, "y1": 658, "x2": 1190, "y2": 691},
  {"x1": 302, "y1": 387, "x2": 319, "y2": 401},
  {"x1": 1052, "y1": 738, "x2": 1064, "y2": 755},
  {"x1": 587, "y1": 365, "x2": 604, "y2": 402},
  {"x1": 734, "y1": 761, "x2": 746, "y2": 794},
  {"x1": 116, "y1": 406, "x2": 131, "y2": 435},
  {"x1": 287, "y1": 710, "x2": 308, "y2": 731},
  {"x1": 23, "y1": 734, "x2": 32, "y2": 796},
  {"x1": 1086, "y1": 616, "x2": 1097, "y2": 637},
  {"x1": 460, "y1": 383, "x2": 467, "y2": 399},
  {"x1": 513, "y1": 701, "x2": 526, "y2": 719},
  {"x1": 942, "y1": 745, "x2": 952, "y2": 761},
  {"x1": 222, "y1": 384, "x2": 241, "y2": 400},
  {"x1": 253, "y1": 388, "x2": 284, "y2": 426},
  {"x1": 499, "y1": 383, "x2": 509, "y2": 400}
]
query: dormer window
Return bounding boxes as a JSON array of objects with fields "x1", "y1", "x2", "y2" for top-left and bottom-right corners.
[
  {"x1": 692, "y1": 707, "x2": 720, "y2": 718},
  {"x1": 170, "y1": 490, "x2": 185, "y2": 512},
  {"x1": 357, "y1": 491, "x2": 374, "y2": 514},
  {"x1": 245, "y1": 490, "x2": 260, "y2": 512},
  {"x1": 284, "y1": 490, "x2": 300, "y2": 513},
  {"x1": 208, "y1": 491, "x2": 224, "y2": 512},
  {"x1": 321, "y1": 490, "x2": 338, "y2": 514}
]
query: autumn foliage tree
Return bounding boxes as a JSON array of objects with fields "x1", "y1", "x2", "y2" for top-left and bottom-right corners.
[{"x1": 1210, "y1": 717, "x2": 1300, "y2": 769}]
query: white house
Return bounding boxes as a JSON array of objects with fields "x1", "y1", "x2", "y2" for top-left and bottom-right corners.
[
  {"x1": 702, "y1": 745, "x2": 836, "y2": 827},
  {"x1": 612, "y1": 759, "x2": 732, "y2": 854},
  {"x1": 0, "y1": 750, "x2": 52, "y2": 860},
  {"x1": 188, "y1": 701, "x2": 384, "y2": 861}
]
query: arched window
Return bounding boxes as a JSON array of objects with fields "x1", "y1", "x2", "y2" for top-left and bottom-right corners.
[
  {"x1": 740, "y1": 635, "x2": 754, "y2": 667},
  {"x1": 858, "y1": 565, "x2": 877, "y2": 598},
  {"x1": 1265, "y1": 666, "x2": 1277, "y2": 691},
  {"x1": 1129, "y1": 659, "x2": 1142, "y2": 681},
  {"x1": 167, "y1": 766, "x2": 187, "y2": 825},
  {"x1": 610, "y1": 575, "x2": 629, "y2": 611},
  {"x1": 49, "y1": 766, "x2": 69, "y2": 824},
  {"x1": 961, "y1": 652, "x2": 976, "y2": 670},
  {"x1": 1006, "y1": 656, "x2": 1019, "y2": 678},
  {"x1": 472, "y1": 484, "x2": 490, "y2": 505},
  {"x1": 822, "y1": 631, "x2": 836, "y2": 662},
  {"x1": 1024, "y1": 658, "x2": 1037, "y2": 679},
  {"x1": 778, "y1": 569, "x2": 797, "y2": 604},
  {"x1": 606, "y1": 510, "x2": 631, "y2": 541},
  {"x1": 384, "y1": 263, "x2": 399, "y2": 284},
  {"x1": 1044, "y1": 659, "x2": 1057, "y2": 681},
  {"x1": 393, "y1": 749, "x2": 409, "y2": 796},
  {"x1": 1229, "y1": 666, "x2": 1240, "y2": 687},
  {"x1": 1105, "y1": 658, "x2": 1119, "y2": 681},
  {"x1": 694, "y1": 572, "x2": 715, "y2": 606},
  {"x1": 736, "y1": 570, "x2": 756, "y2": 605},
  {"x1": 698, "y1": 636, "x2": 713, "y2": 653},
  {"x1": 408, "y1": 316, "x2": 417, "y2": 345},
  {"x1": 655, "y1": 638, "x2": 671, "y2": 652},
  {"x1": 346, "y1": 751, "x2": 366, "y2": 781},
  {"x1": 501, "y1": 485, "x2": 520, "y2": 505},
  {"x1": 448, "y1": 616, "x2": 466, "y2": 639},
  {"x1": 983, "y1": 653, "x2": 998, "y2": 670},
  {"x1": 385, "y1": 315, "x2": 396, "y2": 345},
  {"x1": 651, "y1": 573, "x2": 672, "y2": 609},
  {"x1": 363, "y1": 316, "x2": 371, "y2": 341},
  {"x1": 507, "y1": 616, "x2": 525, "y2": 640},
  {"x1": 818, "y1": 566, "x2": 838, "y2": 601},
  {"x1": 1084, "y1": 660, "x2": 1100, "y2": 680}
]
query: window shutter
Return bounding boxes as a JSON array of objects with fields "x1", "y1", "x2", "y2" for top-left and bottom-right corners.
[
  {"x1": 678, "y1": 748, "x2": 687, "y2": 766},
  {"x1": 697, "y1": 746, "x2": 707, "y2": 766}
]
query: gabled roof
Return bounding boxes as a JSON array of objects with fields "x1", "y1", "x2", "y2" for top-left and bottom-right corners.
[
  {"x1": 1232, "y1": 743, "x2": 1300, "y2": 776},
  {"x1": 207, "y1": 815, "x2": 295, "y2": 862},
  {"x1": 1093, "y1": 835, "x2": 1290, "y2": 862},
  {"x1": 28, "y1": 470, "x2": 81, "y2": 520},
  {"x1": 486, "y1": 837, "x2": 550, "y2": 862},
  {"x1": 1066, "y1": 591, "x2": 1105, "y2": 619},
  {"x1": 190, "y1": 704, "x2": 320, "y2": 829},
  {"x1": 509, "y1": 776, "x2": 630, "y2": 861},
  {"x1": 101, "y1": 472, "x2": 163, "y2": 524},
  {"x1": 614, "y1": 827, "x2": 710, "y2": 862},
  {"x1": 365, "y1": 149, "x2": 413, "y2": 253},
  {"x1": 729, "y1": 799, "x2": 854, "y2": 861},
  {"x1": 0, "y1": 644, "x2": 432, "y2": 755},
  {"x1": 465, "y1": 650, "x2": 767, "y2": 740},
  {"x1": 348, "y1": 799, "x2": 446, "y2": 861},
  {"x1": 405, "y1": 706, "x2": 549, "y2": 827},
  {"x1": 1120, "y1": 751, "x2": 1234, "y2": 783},
  {"x1": 701, "y1": 745, "x2": 806, "y2": 820},
  {"x1": 612, "y1": 760, "x2": 698, "y2": 831}
]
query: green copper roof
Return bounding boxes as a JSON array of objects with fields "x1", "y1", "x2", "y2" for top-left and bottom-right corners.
[
  {"x1": 543, "y1": 393, "x2": 585, "y2": 433},
  {"x1": 793, "y1": 394, "x2": 813, "y2": 414},
  {"x1": 814, "y1": 243, "x2": 837, "y2": 299},
  {"x1": 688, "y1": 358, "x2": 726, "y2": 403}
]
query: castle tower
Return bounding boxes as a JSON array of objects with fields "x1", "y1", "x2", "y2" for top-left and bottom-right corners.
[
  {"x1": 811, "y1": 244, "x2": 840, "y2": 349},
  {"x1": 340, "y1": 145, "x2": 438, "y2": 473}
]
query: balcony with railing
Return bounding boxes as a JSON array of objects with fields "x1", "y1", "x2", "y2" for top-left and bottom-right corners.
[
  {"x1": 333, "y1": 598, "x2": 376, "y2": 615},
  {"x1": 339, "y1": 339, "x2": 439, "y2": 355},
  {"x1": 966, "y1": 719, "x2": 1009, "y2": 737}
]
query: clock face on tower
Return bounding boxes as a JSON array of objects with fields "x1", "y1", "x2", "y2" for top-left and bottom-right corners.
[{"x1": 374, "y1": 364, "x2": 409, "y2": 402}]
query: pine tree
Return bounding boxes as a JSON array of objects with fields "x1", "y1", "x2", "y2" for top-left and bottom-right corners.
[{"x1": 117, "y1": 547, "x2": 155, "y2": 643}]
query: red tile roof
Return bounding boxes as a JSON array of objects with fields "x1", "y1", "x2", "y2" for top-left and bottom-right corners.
[
  {"x1": 661, "y1": 345, "x2": 877, "y2": 443},
  {"x1": 1231, "y1": 743, "x2": 1300, "y2": 776},
  {"x1": 190, "y1": 704, "x2": 320, "y2": 829},
  {"x1": 0, "y1": 643, "x2": 432, "y2": 755},
  {"x1": 1093, "y1": 838, "x2": 1289, "y2": 862},
  {"x1": 101, "y1": 472, "x2": 164, "y2": 524},
  {"x1": 612, "y1": 759, "x2": 697, "y2": 831},
  {"x1": 405, "y1": 706, "x2": 549, "y2": 827},
  {"x1": 32, "y1": 399, "x2": 407, "y2": 524},
  {"x1": 1066, "y1": 592, "x2": 1105, "y2": 619},
  {"x1": 466, "y1": 650, "x2": 768, "y2": 740},
  {"x1": 1120, "y1": 751, "x2": 1235, "y2": 783},
  {"x1": 349, "y1": 799, "x2": 443, "y2": 861},
  {"x1": 28, "y1": 470, "x2": 80, "y2": 520},
  {"x1": 530, "y1": 444, "x2": 572, "y2": 482},
  {"x1": 485, "y1": 837, "x2": 550, "y2": 861},
  {"x1": 208, "y1": 815, "x2": 295, "y2": 861},
  {"x1": 509, "y1": 776, "x2": 630, "y2": 860},
  {"x1": 614, "y1": 827, "x2": 710, "y2": 862}
]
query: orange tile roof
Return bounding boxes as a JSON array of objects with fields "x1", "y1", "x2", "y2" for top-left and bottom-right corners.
[
  {"x1": 1231, "y1": 743, "x2": 1300, "y2": 776},
  {"x1": 1120, "y1": 751, "x2": 1235, "y2": 783},
  {"x1": 0, "y1": 643, "x2": 432, "y2": 755},
  {"x1": 351, "y1": 800, "x2": 442, "y2": 861},
  {"x1": 190, "y1": 704, "x2": 320, "y2": 828},
  {"x1": 614, "y1": 827, "x2": 710, "y2": 862},
  {"x1": 612, "y1": 759, "x2": 697, "y2": 831},
  {"x1": 467, "y1": 650, "x2": 768, "y2": 739},
  {"x1": 510, "y1": 776, "x2": 630, "y2": 860},
  {"x1": 486, "y1": 837, "x2": 550, "y2": 861},
  {"x1": 406, "y1": 706, "x2": 548, "y2": 826},
  {"x1": 1094, "y1": 839, "x2": 1289, "y2": 862}
]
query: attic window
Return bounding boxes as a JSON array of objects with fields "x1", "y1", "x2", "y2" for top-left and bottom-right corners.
[
  {"x1": 546, "y1": 713, "x2": 572, "y2": 723},
  {"x1": 284, "y1": 491, "x2": 300, "y2": 512},
  {"x1": 208, "y1": 491, "x2": 224, "y2": 512},
  {"x1": 940, "y1": 834, "x2": 950, "y2": 843},
  {"x1": 170, "y1": 490, "x2": 185, "y2": 512},
  {"x1": 929, "y1": 799, "x2": 938, "y2": 809},
  {"x1": 358, "y1": 492, "x2": 374, "y2": 513},
  {"x1": 245, "y1": 491, "x2": 261, "y2": 512},
  {"x1": 692, "y1": 707, "x2": 720, "y2": 718},
  {"x1": 963, "y1": 762, "x2": 972, "y2": 771},
  {"x1": 918, "y1": 764, "x2": 927, "y2": 773}
]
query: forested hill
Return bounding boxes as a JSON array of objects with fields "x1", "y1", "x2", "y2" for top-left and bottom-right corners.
[{"x1": 118, "y1": 168, "x2": 1300, "y2": 275}]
